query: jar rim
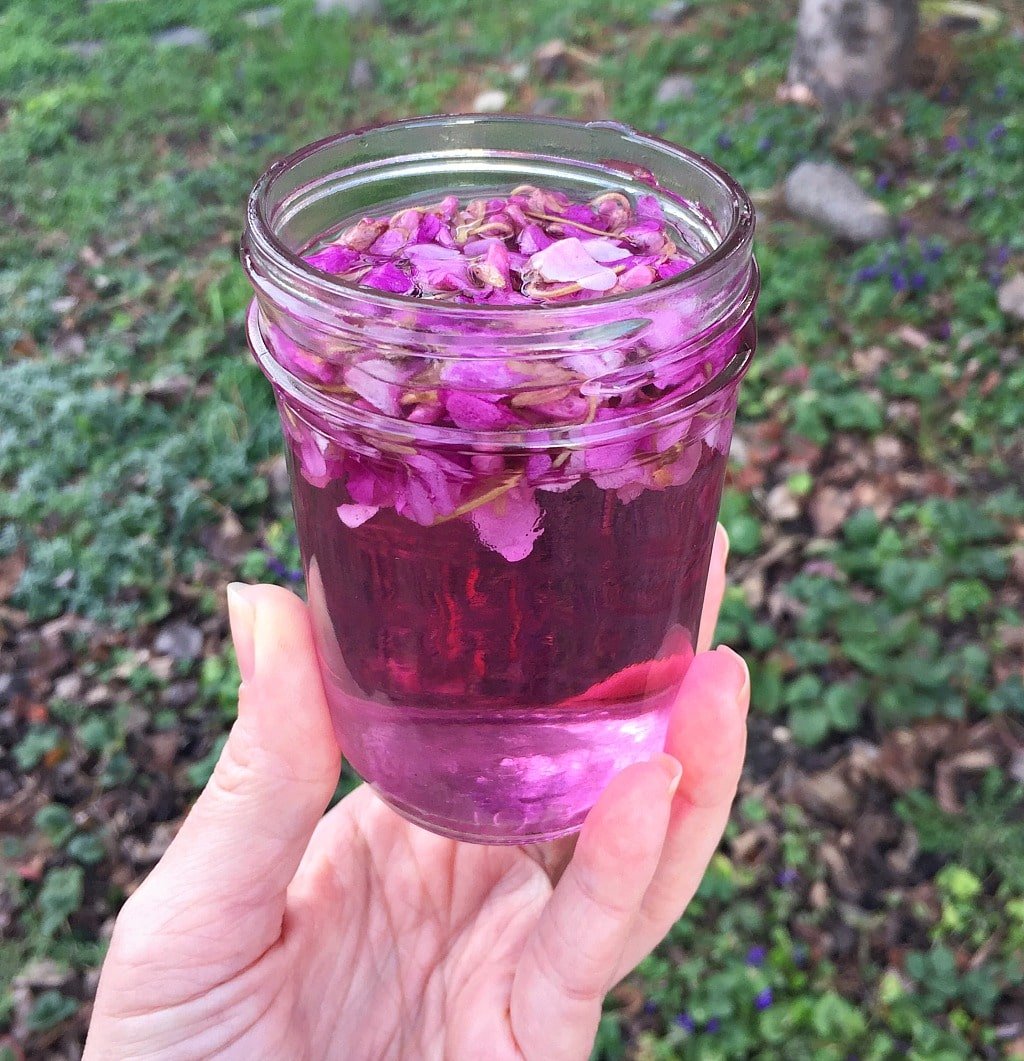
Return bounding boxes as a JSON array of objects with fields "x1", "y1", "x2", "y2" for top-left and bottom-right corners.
[{"x1": 243, "y1": 113, "x2": 755, "y2": 320}]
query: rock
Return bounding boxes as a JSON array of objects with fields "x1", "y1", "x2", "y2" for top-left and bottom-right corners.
[
  {"x1": 315, "y1": 0, "x2": 380, "y2": 16},
  {"x1": 472, "y1": 89, "x2": 509, "y2": 113},
  {"x1": 788, "y1": 0, "x2": 917, "y2": 110},
  {"x1": 509, "y1": 61, "x2": 530, "y2": 85},
  {"x1": 784, "y1": 161, "x2": 895, "y2": 243},
  {"x1": 154, "y1": 26, "x2": 212, "y2": 49},
  {"x1": 531, "y1": 97, "x2": 560, "y2": 116},
  {"x1": 348, "y1": 56, "x2": 374, "y2": 91},
  {"x1": 533, "y1": 40, "x2": 569, "y2": 81},
  {"x1": 655, "y1": 74, "x2": 696, "y2": 105},
  {"x1": 997, "y1": 273, "x2": 1024, "y2": 321},
  {"x1": 650, "y1": 1, "x2": 691, "y2": 24},
  {"x1": 53, "y1": 674, "x2": 83, "y2": 701},
  {"x1": 242, "y1": 5, "x2": 283, "y2": 27},
  {"x1": 65, "y1": 40, "x2": 104, "y2": 59},
  {"x1": 765, "y1": 482, "x2": 800, "y2": 521},
  {"x1": 154, "y1": 621, "x2": 203, "y2": 663}
]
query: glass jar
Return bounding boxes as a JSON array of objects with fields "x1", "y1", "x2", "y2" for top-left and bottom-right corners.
[{"x1": 242, "y1": 115, "x2": 758, "y2": 844}]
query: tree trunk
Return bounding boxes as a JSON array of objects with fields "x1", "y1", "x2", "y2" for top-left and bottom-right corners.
[{"x1": 788, "y1": 0, "x2": 919, "y2": 110}]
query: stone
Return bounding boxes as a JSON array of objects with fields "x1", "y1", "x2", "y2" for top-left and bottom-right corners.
[
  {"x1": 315, "y1": 0, "x2": 381, "y2": 17},
  {"x1": 531, "y1": 97, "x2": 560, "y2": 116},
  {"x1": 65, "y1": 41, "x2": 104, "y2": 59},
  {"x1": 472, "y1": 89, "x2": 509, "y2": 113},
  {"x1": 153, "y1": 26, "x2": 212, "y2": 50},
  {"x1": 784, "y1": 160, "x2": 895, "y2": 243},
  {"x1": 650, "y1": 1, "x2": 691, "y2": 24},
  {"x1": 788, "y1": 0, "x2": 917, "y2": 110},
  {"x1": 242, "y1": 5, "x2": 283, "y2": 27},
  {"x1": 655, "y1": 74, "x2": 696, "y2": 105},
  {"x1": 765, "y1": 482, "x2": 800, "y2": 521},
  {"x1": 348, "y1": 56, "x2": 374, "y2": 91},
  {"x1": 154, "y1": 621, "x2": 204, "y2": 662},
  {"x1": 997, "y1": 273, "x2": 1024, "y2": 322}
]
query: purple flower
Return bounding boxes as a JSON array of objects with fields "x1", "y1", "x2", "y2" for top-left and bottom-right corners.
[
  {"x1": 643, "y1": 999, "x2": 658, "y2": 1015},
  {"x1": 995, "y1": 84, "x2": 1007, "y2": 100},
  {"x1": 529, "y1": 237, "x2": 628, "y2": 292},
  {"x1": 910, "y1": 271, "x2": 927, "y2": 290},
  {"x1": 746, "y1": 946, "x2": 767, "y2": 967},
  {"x1": 995, "y1": 244, "x2": 1011, "y2": 266},
  {"x1": 361, "y1": 261, "x2": 415, "y2": 295},
  {"x1": 875, "y1": 172, "x2": 892, "y2": 191},
  {"x1": 777, "y1": 867, "x2": 799, "y2": 886},
  {"x1": 304, "y1": 244, "x2": 363, "y2": 274},
  {"x1": 944, "y1": 135, "x2": 963, "y2": 152},
  {"x1": 706, "y1": 1018, "x2": 721, "y2": 1033},
  {"x1": 716, "y1": 133, "x2": 733, "y2": 150},
  {"x1": 756, "y1": 136, "x2": 773, "y2": 153},
  {"x1": 988, "y1": 123, "x2": 1007, "y2": 143},
  {"x1": 854, "y1": 264, "x2": 882, "y2": 283},
  {"x1": 890, "y1": 270, "x2": 908, "y2": 293},
  {"x1": 674, "y1": 1013, "x2": 695, "y2": 1032},
  {"x1": 923, "y1": 241, "x2": 944, "y2": 262},
  {"x1": 755, "y1": 987, "x2": 773, "y2": 1011},
  {"x1": 966, "y1": 134, "x2": 979, "y2": 149}
]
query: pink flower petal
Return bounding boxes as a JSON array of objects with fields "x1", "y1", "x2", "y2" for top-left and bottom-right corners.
[
  {"x1": 470, "y1": 483, "x2": 544, "y2": 562},
  {"x1": 337, "y1": 503, "x2": 379, "y2": 528},
  {"x1": 304, "y1": 244, "x2": 362, "y2": 273}
]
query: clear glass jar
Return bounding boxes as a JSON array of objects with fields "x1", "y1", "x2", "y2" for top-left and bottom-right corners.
[{"x1": 242, "y1": 115, "x2": 758, "y2": 844}]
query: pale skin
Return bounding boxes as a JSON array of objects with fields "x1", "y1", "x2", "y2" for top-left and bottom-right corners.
[{"x1": 85, "y1": 524, "x2": 748, "y2": 1061}]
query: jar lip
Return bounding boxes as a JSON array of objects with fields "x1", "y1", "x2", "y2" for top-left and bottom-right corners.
[{"x1": 244, "y1": 114, "x2": 755, "y2": 319}]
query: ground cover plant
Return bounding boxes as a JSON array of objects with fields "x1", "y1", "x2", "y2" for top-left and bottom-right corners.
[{"x1": 1, "y1": 0, "x2": 1022, "y2": 1056}]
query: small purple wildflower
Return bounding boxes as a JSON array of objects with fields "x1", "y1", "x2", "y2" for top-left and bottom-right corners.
[
  {"x1": 966, "y1": 134, "x2": 979, "y2": 149},
  {"x1": 910, "y1": 271, "x2": 927, "y2": 290},
  {"x1": 756, "y1": 135, "x2": 773, "y2": 153},
  {"x1": 854, "y1": 264, "x2": 883, "y2": 283},
  {"x1": 706, "y1": 1018, "x2": 721, "y2": 1034},
  {"x1": 755, "y1": 987, "x2": 774, "y2": 1011},
  {"x1": 777, "y1": 867, "x2": 799, "y2": 886},
  {"x1": 793, "y1": 944, "x2": 809, "y2": 967},
  {"x1": 996, "y1": 244, "x2": 1011, "y2": 266},
  {"x1": 643, "y1": 999, "x2": 658, "y2": 1015},
  {"x1": 716, "y1": 132, "x2": 733, "y2": 150},
  {"x1": 944, "y1": 134, "x2": 963, "y2": 151},
  {"x1": 937, "y1": 320, "x2": 952, "y2": 341},
  {"x1": 938, "y1": 84, "x2": 954, "y2": 103},
  {"x1": 746, "y1": 945, "x2": 767, "y2": 967},
  {"x1": 897, "y1": 217, "x2": 913, "y2": 239},
  {"x1": 875, "y1": 172, "x2": 892, "y2": 191},
  {"x1": 674, "y1": 1013, "x2": 695, "y2": 1032},
  {"x1": 890, "y1": 269, "x2": 909, "y2": 293},
  {"x1": 266, "y1": 556, "x2": 303, "y2": 582},
  {"x1": 923, "y1": 241, "x2": 944, "y2": 262},
  {"x1": 995, "y1": 84, "x2": 1007, "y2": 101},
  {"x1": 988, "y1": 123, "x2": 1007, "y2": 143}
]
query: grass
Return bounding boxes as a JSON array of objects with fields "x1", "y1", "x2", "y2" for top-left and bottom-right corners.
[{"x1": 0, "y1": 0, "x2": 1022, "y2": 1056}]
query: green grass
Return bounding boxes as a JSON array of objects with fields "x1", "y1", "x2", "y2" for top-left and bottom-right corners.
[{"x1": 1, "y1": 0, "x2": 1023, "y2": 1056}]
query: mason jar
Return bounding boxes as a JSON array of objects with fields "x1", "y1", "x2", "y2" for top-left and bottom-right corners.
[{"x1": 242, "y1": 115, "x2": 758, "y2": 844}]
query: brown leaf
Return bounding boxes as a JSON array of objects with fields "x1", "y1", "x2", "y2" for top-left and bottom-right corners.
[
  {"x1": 810, "y1": 485, "x2": 851, "y2": 536},
  {"x1": 0, "y1": 551, "x2": 26, "y2": 604}
]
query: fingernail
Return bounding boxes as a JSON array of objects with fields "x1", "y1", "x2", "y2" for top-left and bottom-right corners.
[
  {"x1": 715, "y1": 521, "x2": 730, "y2": 562},
  {"x1": 227, "y1": 583, "x2": 257, "y2": 683},
  {"x1": 715, "y1": 644, "x2": 750, "y2": 709},
  {"x1": 655, "y1": 754, "x2": 683, "y2": 799}
]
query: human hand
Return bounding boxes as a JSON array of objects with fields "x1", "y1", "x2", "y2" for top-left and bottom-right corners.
[{"x1": 85, "y1": 525, "x2": 748, "y2": 1061}]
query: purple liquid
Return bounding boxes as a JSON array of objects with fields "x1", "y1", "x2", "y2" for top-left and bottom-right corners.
[{"x1": 293, "y1": 436, "x2": 730, "y2": 843}]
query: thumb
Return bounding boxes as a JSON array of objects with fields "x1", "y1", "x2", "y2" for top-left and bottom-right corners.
[{"x1": 132, "y1": 583, "x2": 340, "y2": 959}]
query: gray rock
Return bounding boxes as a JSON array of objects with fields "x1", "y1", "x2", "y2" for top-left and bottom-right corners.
[
  {"x1": 154, "y1": 26, "x2": 212, "y2": 50},
  {"x1": 154, "y1": 621, "x2": 204, "y2": 662},
  {"x1": 650, "y1": 1, "x2": 691, "y2": 24},
  {"x1": 997, "y1": 273, "x2": 1024, "y2": 322},
  {"x1": 788, "y1": 0, "x2": 917, "y2": 110},
  {"x1": 655, "y1": 74, "x2": 696, "y2": 105},
  {"x1": 348, "y1": 56, "x2": 374, "y2": 91},
  {"x1": 531, "y1": 97, "x2": 560, "y2": 116},
  {"x1": 784, "y1": 160, "x2": 895, "y2": 243},
  {"x1": 472, "y1": 89, "x2": 509, "y2": 113},
  {"x1": 242, "y1": 5, "x2": 283, "y2": 27},
  {"x1": 65, "y1": 40, "x2": 104, "y2": 59},
  {"x1": 315, "y1": 0, "x2": 381, "y2": 17}
]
